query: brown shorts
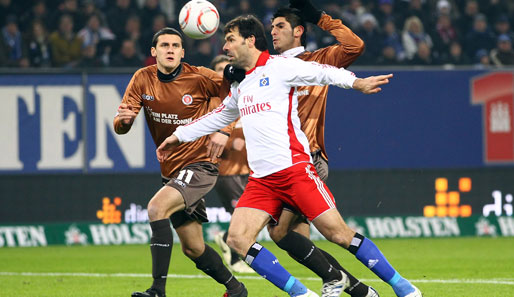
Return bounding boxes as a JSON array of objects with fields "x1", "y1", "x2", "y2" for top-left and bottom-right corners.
[
  {"x1": 214, "y1": 174, "x2": 249, "y2": 214},
  {"x1": 281, "y1": 150, "x2": 329, "y2": 220},
  {"x1": 162, "y1": 162, "x2": 218, "y2": 228}
]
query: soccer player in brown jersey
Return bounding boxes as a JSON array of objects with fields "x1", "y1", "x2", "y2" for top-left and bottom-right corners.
[
  {"x1": 210, "y1": 55, "x2": 255, "y2": 274},
  {"x1": 113, "y1": 28, "x2": 247, "y2": 297},
  {"x1": 268, "y1": 2, "x2": 378, "y2": 297}
]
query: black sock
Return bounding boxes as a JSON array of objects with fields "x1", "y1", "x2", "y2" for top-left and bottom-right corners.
[
  {"x1": 276, "y1": 231, "x2": 340, "y2": 283},
  {"x1": 319, "y1": 249, "x2": 370, "y2": 296},
  {"x1": 193, "y1": 244, "x2": 241, "y2": 291},
  {"x1": 149, "y1": 219, "x2": 173, "y2": 293}
]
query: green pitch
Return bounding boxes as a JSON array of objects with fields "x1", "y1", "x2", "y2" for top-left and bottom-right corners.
[{"x1": 1, "y1": 237, "x2": 513, "y2": 297}]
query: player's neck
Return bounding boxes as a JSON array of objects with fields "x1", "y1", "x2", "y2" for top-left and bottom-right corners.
[{"x1": 157, "y1": 63, "x2": 182, "y2": 82}]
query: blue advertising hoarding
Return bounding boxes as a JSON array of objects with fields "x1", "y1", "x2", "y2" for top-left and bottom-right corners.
[{"x1": 1, "y1": 69, "x2": 513, "y2": 174}]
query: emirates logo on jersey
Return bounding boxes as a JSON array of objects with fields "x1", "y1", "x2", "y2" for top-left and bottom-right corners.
[{"x1": 181, "y1": 94, "x2": 193, "y2": 105}]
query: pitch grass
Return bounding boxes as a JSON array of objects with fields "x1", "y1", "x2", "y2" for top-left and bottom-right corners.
[{"x1": 1, "y1": 237, "x2": 513, "y2": 297}]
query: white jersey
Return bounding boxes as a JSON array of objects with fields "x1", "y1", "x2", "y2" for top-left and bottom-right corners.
[{"x1": 174, "y1": 51, "x2": 356, "y2": 178}]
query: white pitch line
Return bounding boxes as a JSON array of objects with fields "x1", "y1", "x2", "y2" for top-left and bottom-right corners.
[{"x1": 1, "y1": 272, "x2": 513, "y2": 285}]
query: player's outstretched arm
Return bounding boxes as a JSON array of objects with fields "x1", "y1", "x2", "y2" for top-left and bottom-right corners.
[
  {"x1": 156, "y1": 135, "x2": 180, "y2": 162},
  {"x1": 352, "y1": 74, "x2": 393, "y2": 94}
]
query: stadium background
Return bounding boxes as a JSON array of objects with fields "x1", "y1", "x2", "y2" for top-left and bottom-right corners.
[{"x1": 1, "y1": 0, "x2": 514, "y2": 247}]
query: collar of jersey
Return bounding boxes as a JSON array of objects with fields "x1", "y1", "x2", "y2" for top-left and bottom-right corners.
[
  {"x1": 157, "y1": 63, "x2": 182, "y2": 83},
  {"x1": 282, "y1": 46, "x2": 305, "y2": 57},
  {"x1": 245, "y1": 50, "x2": 270, "y2": 75}
]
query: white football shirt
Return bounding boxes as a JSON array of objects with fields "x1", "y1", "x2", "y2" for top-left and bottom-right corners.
[{"x1": 174, "y1": 51, "x2": 356, "y2": 177}]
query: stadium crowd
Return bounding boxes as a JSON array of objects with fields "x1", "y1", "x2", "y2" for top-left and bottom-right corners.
[{"x1": 0, "y1": 0, "x2": 513, "y2": 69}]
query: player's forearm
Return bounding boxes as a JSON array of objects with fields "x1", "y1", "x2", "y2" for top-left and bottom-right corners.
[
  {"x1": 319, "y1": 14, "x2": 364, "y2": 55},
  {"x1": 174, "y1": 106, "x2": 238, "y2": 143}
]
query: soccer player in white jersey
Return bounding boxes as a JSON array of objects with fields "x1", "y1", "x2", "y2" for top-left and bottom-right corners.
[
  {"x1": 267, "y1": 2, "x2": 379, "y2": 297},
  {"x1": 156, "y1": 15, "x2": 421, "y2": 297}
]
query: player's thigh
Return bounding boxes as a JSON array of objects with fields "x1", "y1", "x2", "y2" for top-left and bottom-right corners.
[
  {"x1": 311, "y1": 208, "x2": 355, "y2": 248},
  {"x1": 175, "y1": 220, "x2": 205, "y2": 258},
  {"x1": 147, "y1": 186, "x2": 185, "y2": 220}
]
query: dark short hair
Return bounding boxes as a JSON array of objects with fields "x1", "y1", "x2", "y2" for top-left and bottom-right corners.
[
  {"x1": 210, "y1": 55, "x2": 230, "y2": 70},
  {"x1": 224, "y1": 15, "x2": 268, "y2": 51},
  {"x1": 152, "y1": 27, "x2": 183, "y2": 48},
  {"x1": 272, "y1": 7, "x2": 307, "y2": 46}
]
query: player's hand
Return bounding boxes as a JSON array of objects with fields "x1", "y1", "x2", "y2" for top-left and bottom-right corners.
[
  {"x1": 156, "y1": 135, "x2": 180, "y2": 162},
  {"x1": 232, "y1": 137, "x2": 245, "y2": 151},
  {"x1": 117, "y1": 103, "x2": 137, "y2": 125},
  {"x1": 289, "y1": 0, "x2": 323, "y2": 24},
  {"x1": 352, "y1": 74, "x2": 393, "y2": 94},
  {"x1": 207, "y1": 131, "x2": 229, "y2": 162},
  {"x1": 223, "y1": 64, "x2": 246, "y2": 83}
]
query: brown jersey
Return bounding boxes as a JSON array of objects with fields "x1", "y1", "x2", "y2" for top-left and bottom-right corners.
[
  {"x1": 218, "y1": 120, "x2": 250, "y2": 176},
  {"x1": 113, "y1": 63, "x2": 230, "y2": 178},
  {"x1": 296, "y1": 14, "x2": 364, "y2": 160}
]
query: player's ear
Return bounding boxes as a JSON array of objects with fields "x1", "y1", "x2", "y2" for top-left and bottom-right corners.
[
  {"x1": 151, "y1": 47, "x2": 157, "y2": 58},
  {"x1": 294, "y1": 25, "x2": 304, "y2": 38},
  {"x1": 246, "y1": 35, "x2": 256, "y2": 48}
]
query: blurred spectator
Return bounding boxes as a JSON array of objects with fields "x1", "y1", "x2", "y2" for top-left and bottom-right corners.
[
  {"x1": 140, "y1": 13, "x2": 168, "y2": 57},
  {"x1": 490, "y1": 34, "x2": 514, "y2": 66},
  {"x1": 341, "y1": 0, "x2": 366, "y2": 30},
  {"x1": 432, "y1": 14, "x2": 458, "y2": 58},
  {"x1": 19, "y1": 0, "x2": 51, "y2": 32},
  {"x1": 464, "y1": 13, "x2": 495, "y2": 59},
  {"x1": 50, "y1": 0, "x2": 82, "y2": 32},
  {"x1": 402, "y1": 16, "x2": 433, "y2": 59},
  {"x1": 106, "y1": 0, "x2": 138, "y2": 38},
  {"x1": 186, "y1": 39, "x2": 214, "y2": 67},
  {"x1": 375, "y1": 0, "x2": 400, "y2": 28},
  {"x1": 382, "y1": 20, "x2": 406, "y2": 61},
  {"x1": 78, "y1": 13, "x2": 116, "y2": 48},
  {"x1": 474, "y1": 48, "x2": 491, "y2": 68},
  {"x1": 23, "y1": 20, "x2": 52, "y2": 68},
  {"x1": 409, "y1": 41, "x2": 437, "y2": 65},
  {"x1": 1, "y1": 15, "x2": 28, "y2": 67},
  {"x1": 440, "y1": 41, "x2": 471, "y2": 65},
  {"x1": 77, "y1": 13, "x2": 116, "y2": 65},
  {"x1": 0, "y1": 0, "x2": 20, "y2": 28},
  {"x1": 77, "y1": 44, "x2": 104, "y2": 68},
  {"x1": 48, "y1": 14, "x2": 82, "y2": 68},
  {"x1": 482, "y1": 0, "x2": 509, "y2": 24},
  {"x1": 377, "y1": 45, "x2": 403, "y2": 65},
  {"x1": 111, "y1": 39, "x2": 143, "y2": 67},
  {"x1": 493, "y1": 15, "x2": 514, "y2": 42},
  {"x1": 115, "y1": 14, "x2": 143, "y2": 56},
  {"x1": 80, "y1": 0, "x2": 108, "y2": 27},
  {"x1": 398, "y1": 0, "x2": 430, "y2": 29},
  {"x1": 458, "y1": 0, "x2": 480, "y2": 35},
  {"x1": 140, "y1": 0, "x2": 162, "y2": 30},
  {"x1": 261, "y1": 0, "x2": 280, "y2": 31},
  {"x1": 355, "y1": 13, "x2": 382, "y2": 65}
]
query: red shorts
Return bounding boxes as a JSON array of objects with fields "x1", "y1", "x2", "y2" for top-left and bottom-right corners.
[{"x1": 236, "y1": 162, "x2": 336, "y2": 224}]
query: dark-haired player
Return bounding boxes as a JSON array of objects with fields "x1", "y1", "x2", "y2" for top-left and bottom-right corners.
[{"x1": 114, "y1": 27, "x2": 247, "y2": 297}]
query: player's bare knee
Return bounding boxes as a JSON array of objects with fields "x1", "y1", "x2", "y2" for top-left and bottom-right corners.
[
  {"x1": 226, "y1": 232, "x2": 249, "y2": 256},
  {"x1": 181, "y1": 244, "x2": 204, "y2": 259},
  {"x1": 146, "y1": 201, "x2": 162, "y2": 221}
]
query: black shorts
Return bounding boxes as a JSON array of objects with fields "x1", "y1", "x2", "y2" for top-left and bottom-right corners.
[
  {"x1": 162, "y1": 162, "x2": 218, "y2": 228},
  {"x1": 214, "y1": 174, "x2": 249, "y2": 214},
  {"x1": 281, "y1": 150, "x2": 329, "y2": 221}
]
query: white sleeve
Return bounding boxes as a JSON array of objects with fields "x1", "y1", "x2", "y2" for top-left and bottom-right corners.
[
  {"x1": 280, "y1": 57, "x2": 357, "y2": 89},
  {"x1": 174, "y1": 91, "x2": 240, "y2": 142}
]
